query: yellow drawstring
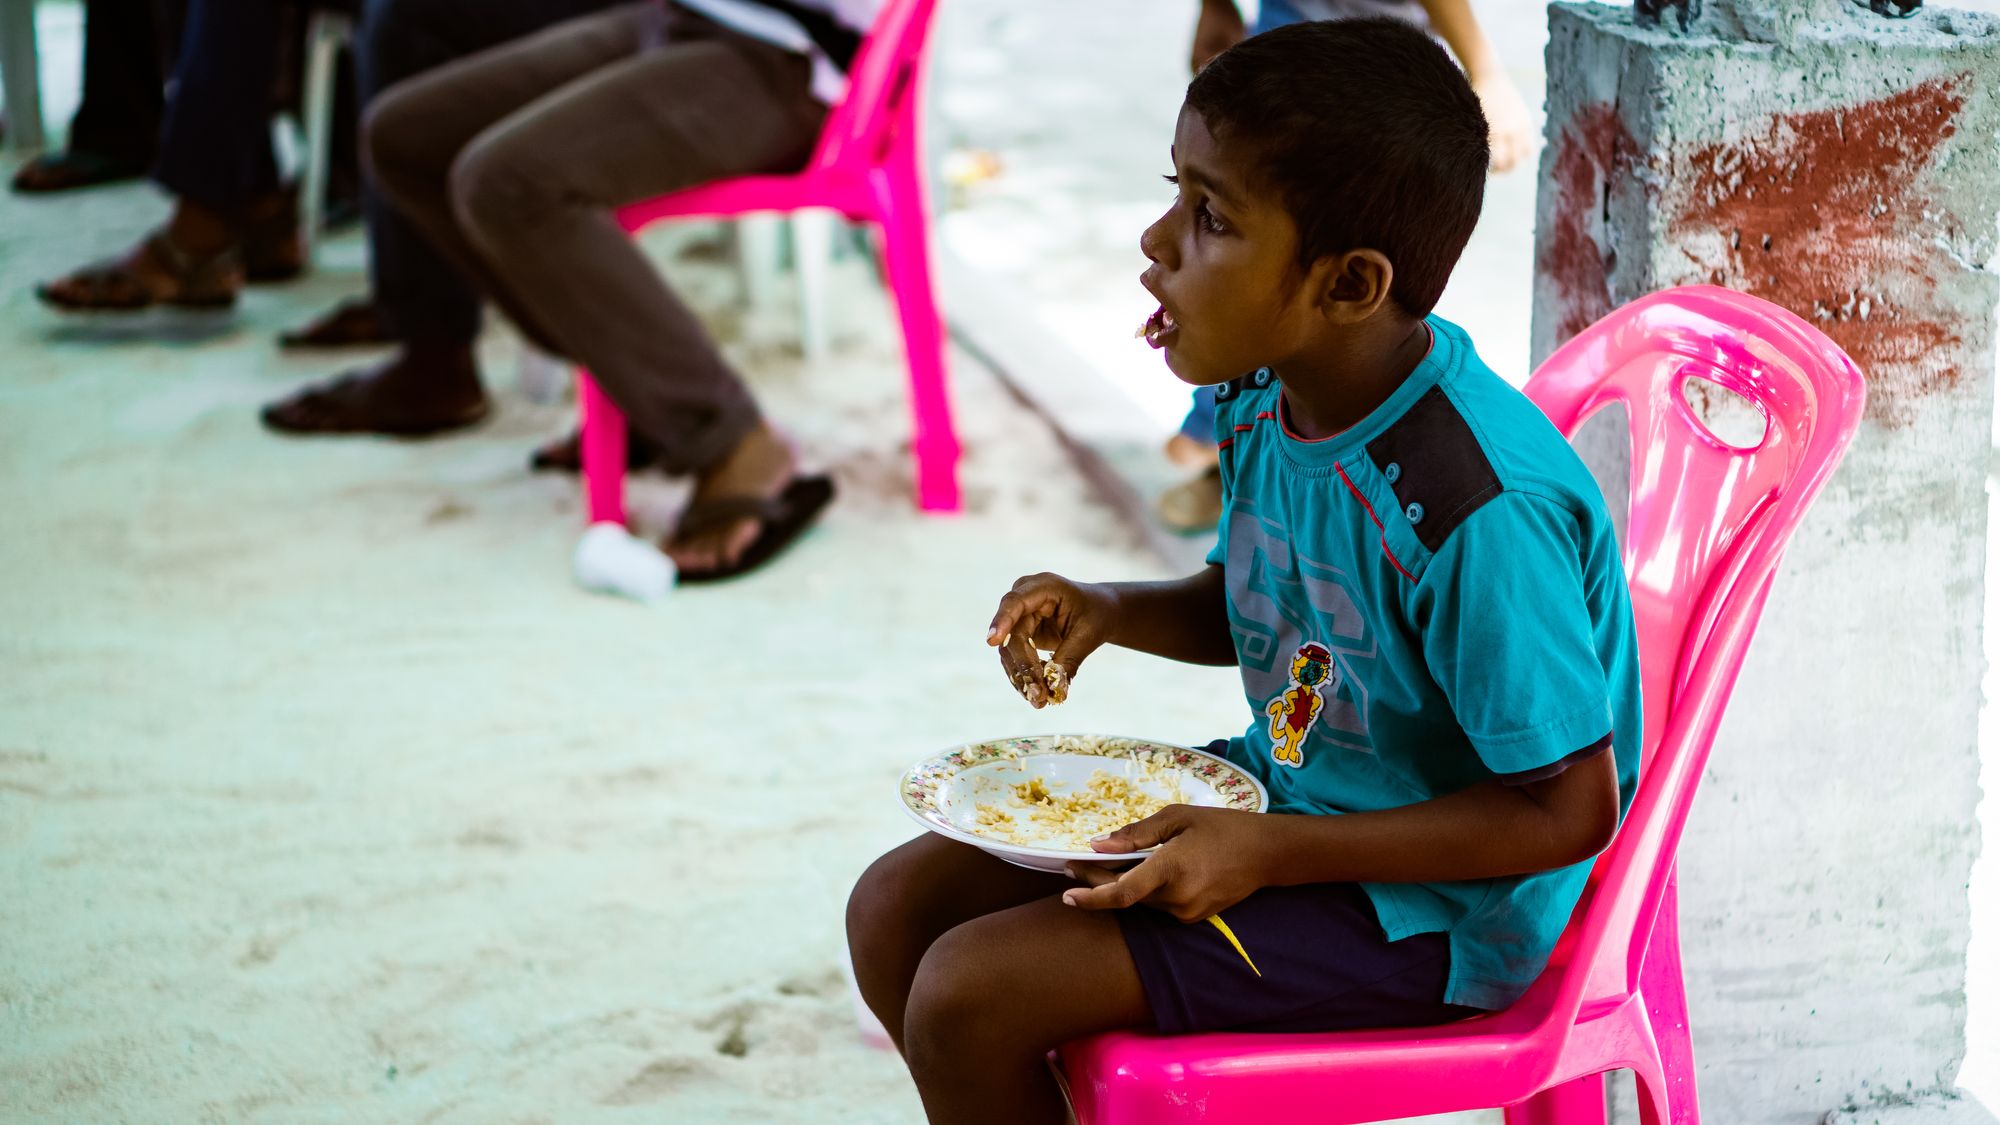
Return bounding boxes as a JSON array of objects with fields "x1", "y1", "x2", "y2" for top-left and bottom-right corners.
[{"x1": 1206, "y1": 913, "x2": 1262, "y2": 977}]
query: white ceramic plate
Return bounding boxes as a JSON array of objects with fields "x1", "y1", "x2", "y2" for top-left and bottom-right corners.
[{"x1": 899, "y1": 734, "x2": 1267, "y2": 872}]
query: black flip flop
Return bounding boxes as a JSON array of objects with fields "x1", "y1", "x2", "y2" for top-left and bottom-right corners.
[{"x1": 672, "y1": 474, "x2": 836, "y2": 584}]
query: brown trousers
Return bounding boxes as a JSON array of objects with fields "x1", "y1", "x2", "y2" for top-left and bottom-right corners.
[{"x1": 364, "y1": 2, "x2": 827, "y2": 473}]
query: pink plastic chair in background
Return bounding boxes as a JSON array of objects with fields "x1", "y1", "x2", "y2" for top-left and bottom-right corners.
[
  {"x1": 577, "y1": 0, "x2": 957, "y2": 525},
  {"x1": 1056, "y1": 285, "x2": 1868, "y2": 1125}
]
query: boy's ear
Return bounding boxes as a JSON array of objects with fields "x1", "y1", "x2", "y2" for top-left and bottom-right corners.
[{"x1": 1317, "y1": 249, "x2": 1396, "y2": 324}]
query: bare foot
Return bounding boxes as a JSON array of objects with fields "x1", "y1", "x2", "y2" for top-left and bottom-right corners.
[{"x1": 666, "y1": 423, "x2": 796, "y2": 573}]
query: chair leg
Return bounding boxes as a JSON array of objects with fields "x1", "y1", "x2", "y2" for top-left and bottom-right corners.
[
  {"x1": 1638, "y1": 878, "x2": 1700, "y2": 1124},
  {"x1": 299, "y1": 12, "x2": 351, "y2": 270},
  {"x1": 793, "y1": 209, "x2": 835, "y2": 365},
  {"x1": 875, "y1": 140, "x2": 961, "y2": 512},
  {"x1": 578, "y1": 371, "x2": 629, "y2": 527},
  {"x1": 1504, "y1": 1073, "x2": 1607, "y2": 1125},
  {"x1": 1628, "y1": 1057, "x2": 1682, "y2": 1125},
  {"x1": 736, "y1": 215, "x2": 784, "y2": 310},
  {"x1": 0, "y1": 0, "x2": 46, "y2": 152}
]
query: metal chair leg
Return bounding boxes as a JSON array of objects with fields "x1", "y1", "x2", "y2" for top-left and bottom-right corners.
[
  {"x1": 0, "y1": 0, "x2": 46, "y2": 152},
  {"x1": 298, "y1": 10, "x2": 353, "y2": 269}
]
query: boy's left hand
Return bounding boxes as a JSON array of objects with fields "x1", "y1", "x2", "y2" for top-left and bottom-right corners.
[{"x1": 1061, "y1": 806, "x2": 1275, "y2": 922}]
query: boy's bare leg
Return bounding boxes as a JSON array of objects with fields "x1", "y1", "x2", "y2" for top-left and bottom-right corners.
[
  {"x1": 906, "y1": 896, "x2": 1152, "y2": 1125},
  {"x1": 846, "y1": 834, "x2": 1072, "y2": 1050}
]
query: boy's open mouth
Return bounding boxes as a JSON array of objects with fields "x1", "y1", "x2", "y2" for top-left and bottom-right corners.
[{"x1": 1136, "y1": 306, "x2": 1179, "y2": 350}]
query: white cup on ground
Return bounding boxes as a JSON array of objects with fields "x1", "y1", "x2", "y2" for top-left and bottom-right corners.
[{"x1": 572, "y1": 521, "x2": 675, "y2": 603}]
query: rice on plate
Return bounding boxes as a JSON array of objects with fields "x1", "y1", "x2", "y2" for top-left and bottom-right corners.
[{"x1": 900, "y1": 734, "x2": 1267, "y2": 872}]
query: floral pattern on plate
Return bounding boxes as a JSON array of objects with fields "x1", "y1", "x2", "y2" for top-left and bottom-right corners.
[{"x1": 899, "y1": 734, "x2": 1263, "y2": 834}]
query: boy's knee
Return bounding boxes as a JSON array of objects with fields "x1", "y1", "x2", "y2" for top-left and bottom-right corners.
[
  {"x1": 844, "y1": 859, "x2": 888, "y2": 953},
  {"x1": 845, "y1": 844, "x2": 923, "y2": 955},
  {"x1": 903, "y1": 925, "x2": 995, "y2": 1064}
]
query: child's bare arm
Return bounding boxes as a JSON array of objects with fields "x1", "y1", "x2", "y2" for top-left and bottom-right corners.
[
  {"x1": 1064, "y1": 749, "x2": 1622, "y2": 922},
  {"x1": 987, "y1": 567, "x2": 1234, "y2": 707},
  {"x1": 1190, "y1": 0, "x2": 1247, "y2": 74},
  {"x1": 1415, "y1": 0, "x2": 1534, "y2": 172},
  {"x1": 1102, "y1": 566, "x2": 1235, "y2": 664}
]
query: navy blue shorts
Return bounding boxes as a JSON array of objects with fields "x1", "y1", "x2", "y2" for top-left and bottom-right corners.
[{"x1": 1116, "y1": 881, "x2": 1479, "y2": 1035}]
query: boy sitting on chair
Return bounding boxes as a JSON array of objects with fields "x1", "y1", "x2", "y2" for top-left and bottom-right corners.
[{"x1": 846, "y1": 20, "x2": 1642, "y2": 1124}]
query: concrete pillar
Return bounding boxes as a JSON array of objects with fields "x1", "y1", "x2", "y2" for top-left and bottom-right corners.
[{"x1": 1531, "y1": 2, "x2": 2000, "y2": 1121}]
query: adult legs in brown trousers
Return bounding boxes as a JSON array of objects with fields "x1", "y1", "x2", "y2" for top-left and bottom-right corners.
[{"x1": 264, "y1": 2, "x2": 829, "y2": 573}]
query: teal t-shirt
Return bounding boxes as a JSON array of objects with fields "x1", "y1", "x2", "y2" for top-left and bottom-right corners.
[{"x1": 1207, "y1": 315, "x2": 1642, "y2": 1011}]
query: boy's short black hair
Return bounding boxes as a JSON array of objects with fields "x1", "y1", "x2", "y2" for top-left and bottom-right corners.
[{"x1": 1185, "y1": 19, "x2": 1489, "y2": 318}]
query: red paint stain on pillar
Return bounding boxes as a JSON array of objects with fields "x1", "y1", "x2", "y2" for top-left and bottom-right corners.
[
  {"x1": 1667, "y1": 78, "x2": 1969, "y2": 427},
  {"x1": 1538, "y1": 104, "x2": 1638, "y2": 345}
]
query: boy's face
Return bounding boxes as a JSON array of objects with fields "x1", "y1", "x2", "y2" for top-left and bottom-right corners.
[{"x1": 1139, "y1": 108, "x2": 1322, "y2": 386}]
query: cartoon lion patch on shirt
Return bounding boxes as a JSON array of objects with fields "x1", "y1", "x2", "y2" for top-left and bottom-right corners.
[{"x1": 1266, "y1": 641, "x2": 1334, "y2": 767}]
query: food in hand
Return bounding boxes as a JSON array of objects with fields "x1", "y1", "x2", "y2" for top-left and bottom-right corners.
[
  {"x1": 1042, "y1": 661, "x2": 1070, "y2": 704},
  {"x1": 1011, "y1": 653, "x2": 1069, "y2": 706}
]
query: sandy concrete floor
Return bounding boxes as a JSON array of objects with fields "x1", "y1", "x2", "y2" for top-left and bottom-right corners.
[
  {"x1": 0, "y1": 144, "x2": 1279, "y2": 1124},
  {"x1": 7, "y1": 0, "x2": 1995, "y2": 1119}
]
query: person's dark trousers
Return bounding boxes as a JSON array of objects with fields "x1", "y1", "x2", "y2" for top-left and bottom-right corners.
[
  {"x1": 149, "y1": 0, "x2": 287, "y2": 217},
  {"x1": 365, "y1": 4, "x2": 826, "y2": 469},
  {"x1": 65, "y1": 0, "x2": 177, "y2": 164},
  {"x1": 357, "y1": 0, "x2": 623, "y2": 347}
]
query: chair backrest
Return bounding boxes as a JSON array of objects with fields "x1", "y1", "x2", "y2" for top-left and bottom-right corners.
[
  {"x1": 807, "y1": 0, "x2": 940, "y2": 173},
  {"x1": 1522, "y1": 285, "x2": 1866, "y2": 1018}
]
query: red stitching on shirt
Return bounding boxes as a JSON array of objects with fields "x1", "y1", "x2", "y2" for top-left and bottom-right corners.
[
  {"x1": 1216, "y1": 438, "x2": 1235, "y2": 451},
  {"x1": 1334, "y1": 462, "x2": 1418, "y2": 583},
  {"x1": 1279, "y1": 395, "x2": 1347, "y2": 444},
  {"x1": 1233, "y1": 423, "x2": 1255, "y2": 433}
]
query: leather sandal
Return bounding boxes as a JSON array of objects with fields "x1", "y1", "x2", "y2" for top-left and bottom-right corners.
[{"x1": 35, "y1": 231, "x2": 243, "y2": 312}]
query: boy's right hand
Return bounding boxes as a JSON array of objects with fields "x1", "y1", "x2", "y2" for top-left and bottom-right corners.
[{"x1": 987, "y1": 574, "x2": 1122, "y2": 709}]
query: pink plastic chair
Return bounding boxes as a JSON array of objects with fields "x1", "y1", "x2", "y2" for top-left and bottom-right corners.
[
  {"x1": 1056, "y1": 286, "x2": 1868, "y2": 1124},
  {"x1": 577, "y1": 0, "x2": 958, "y2": 523}
]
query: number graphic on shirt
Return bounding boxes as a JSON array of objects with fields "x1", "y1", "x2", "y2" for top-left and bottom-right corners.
[
  {"x1": 1266, "y1": 642, "x2": 1333, "y2": 767},
  {"x1": 1223, "y1": 500, "x2": 1375, "y2": 756}
]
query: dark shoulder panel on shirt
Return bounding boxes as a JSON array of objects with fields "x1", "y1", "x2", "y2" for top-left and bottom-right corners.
[
  {"x1": 1365, "y1": 385, "x2": 1503, "y2": 552},
  {"x1": 1209, "y1": 368, "x2": 1271, "y2": 409}
]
